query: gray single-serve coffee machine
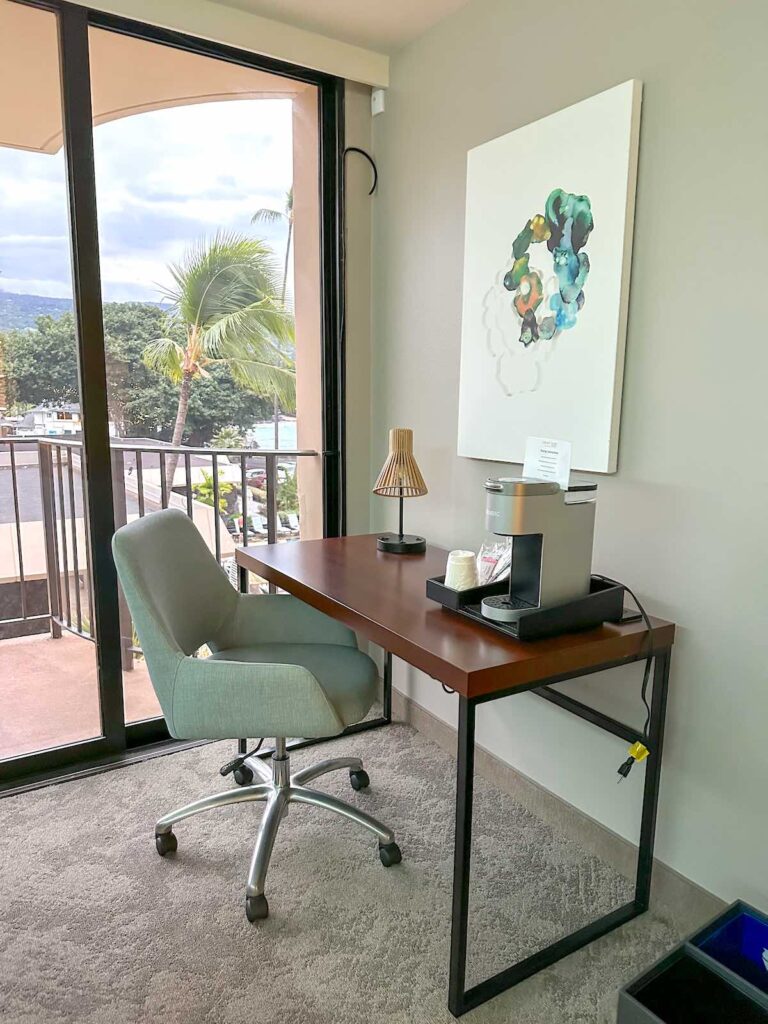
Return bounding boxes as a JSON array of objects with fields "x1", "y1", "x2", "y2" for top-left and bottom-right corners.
[{"x1": 481, "y1": 476, "x2": 597, "y2": 624}]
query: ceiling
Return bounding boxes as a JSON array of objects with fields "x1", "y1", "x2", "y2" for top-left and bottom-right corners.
[{"x1": 208, "y1": 0, "x2": 471, "y2": 53}]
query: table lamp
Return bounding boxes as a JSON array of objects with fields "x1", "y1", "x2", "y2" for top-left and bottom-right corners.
[{"x1": 373, "y1": 427, "x2": 428, "y2": 553}]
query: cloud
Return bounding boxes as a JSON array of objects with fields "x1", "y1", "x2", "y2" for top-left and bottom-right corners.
[
  {"x1": 0, "y1": 97, "x2": 294, "y2": 302},
  {"x1": 0, "y1": 235, "x2": 68, "y2": 249}
]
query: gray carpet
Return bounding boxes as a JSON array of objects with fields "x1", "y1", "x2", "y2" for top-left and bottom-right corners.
[{"x1": 0, "y1": 722, "x2": 689, "y2": 1023}]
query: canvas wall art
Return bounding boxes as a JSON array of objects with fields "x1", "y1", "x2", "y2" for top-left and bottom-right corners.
[{"x1": 457, "y1": 80, "x2": 642, "y2": 473}]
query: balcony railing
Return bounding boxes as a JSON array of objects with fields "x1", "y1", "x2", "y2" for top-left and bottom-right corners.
[{"x1": 0, "y1": 436, "x2": 317, "y2": 649}]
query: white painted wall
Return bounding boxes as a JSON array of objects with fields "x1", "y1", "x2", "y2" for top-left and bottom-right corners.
[{"x1": 370, "y1": 0, "x2": 768, "y2": 903}]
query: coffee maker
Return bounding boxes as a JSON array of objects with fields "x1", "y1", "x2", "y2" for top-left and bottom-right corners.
[{"x1": 481, "y1": 476, "x2": 597, "y2": 624}]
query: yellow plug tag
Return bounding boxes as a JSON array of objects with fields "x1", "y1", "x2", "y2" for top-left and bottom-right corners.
[{"x1": 628, "y1": 742, "x2": 649, "y2": 763}]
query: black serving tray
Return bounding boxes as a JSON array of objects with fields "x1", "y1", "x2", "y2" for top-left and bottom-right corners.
[{"x1": 426, "y1": 574, "x2": 625, "y2": 641}]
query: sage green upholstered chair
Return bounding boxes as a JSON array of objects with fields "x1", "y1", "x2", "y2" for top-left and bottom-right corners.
[{"x1": 112, "y1": 508, "x2": 401, "y2": 922}]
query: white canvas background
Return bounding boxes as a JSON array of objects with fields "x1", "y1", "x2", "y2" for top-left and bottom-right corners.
[{"x1": 457, "y1": 80, "x2": 641, "y2": 472}]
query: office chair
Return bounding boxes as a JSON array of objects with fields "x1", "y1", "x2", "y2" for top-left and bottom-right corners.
[{"x1": 112, "y1": 508, "x2": 401, "y2": 922}]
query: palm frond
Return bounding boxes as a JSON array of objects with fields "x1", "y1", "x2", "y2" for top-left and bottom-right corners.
[
  {"x1": 201, "y1": 298, "x2": 294, "y2": 359},
  {"x1": 251, "y1": 207, "x2": 284, "y2": 226},
  {"x1": 142, "y1": 337, "x2": 185, "y2": 383},
  {"x1": 166, "y1": 230, "x2": 284, "y2": 329},
  {"x1": 226, "y1": 358, "x2": 296, "y2": 412},
  {"x1": 146, "y1": 232, "x2": 299, "y2": 425}
]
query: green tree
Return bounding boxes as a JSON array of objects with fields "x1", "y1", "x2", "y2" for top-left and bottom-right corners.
[
  {"x1": 143, "y1": 231, "x2": 295, "y2": 467},
  {"x1": 276, "y1": 471, "x2": 298, "y2": 513},
  {"x1": 2, "y1": 303, "x2": 273, "y2": 444},
  {"x1": 2, "y1": 313, "x2": 79, "y2": 407},
  {"x1": 103, "y1": 303, "x2": 178, "y2": 436},
  {"x1": 210, "y1": 425, "x2": 245, "y2": 449},
  {"x1": 193, "y1": 469, "x2": 233, "y2": 514}
]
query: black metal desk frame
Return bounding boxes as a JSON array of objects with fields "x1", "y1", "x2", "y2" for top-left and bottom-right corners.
[
  {"x1": 238, "y1": 564, "x2": 672, "y2": 1019},
  {"x1": 448, "y1": 645, "x2": 672, "y2": 1017}
]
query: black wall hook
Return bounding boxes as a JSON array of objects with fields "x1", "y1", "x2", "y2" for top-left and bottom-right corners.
[{"x1": 343, "y1": 146, "x2": 378, "y2": 195}]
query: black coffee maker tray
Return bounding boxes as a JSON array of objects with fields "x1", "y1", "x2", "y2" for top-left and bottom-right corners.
[{"x1": 426, "y1": 575, "x2": 625, "y2": 641}]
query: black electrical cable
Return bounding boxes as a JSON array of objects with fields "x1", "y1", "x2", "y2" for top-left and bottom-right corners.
[
  {"x1": 593, "y1": 574, "x2": 656, "y2": 782},
  {"x1": 593, "y1": 574, "x2": 654, "y2": 739},
  {"x1": 219, "y1": 737, "x2": 265, "y2": 777}
]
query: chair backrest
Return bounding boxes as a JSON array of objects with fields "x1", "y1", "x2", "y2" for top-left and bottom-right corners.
[{"x1": 112, "y1": 509, "x2": 239, "y2": 711}]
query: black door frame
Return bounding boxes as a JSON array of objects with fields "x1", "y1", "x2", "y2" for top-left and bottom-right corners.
[{"x1": 0, "y1": 0, "x2": 346, "y2": 786}]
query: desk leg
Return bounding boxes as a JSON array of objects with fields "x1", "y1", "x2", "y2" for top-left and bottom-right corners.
[
  {"x1": 446, "y1": 651, "x2": 672, "y2": 1017},
  {"x1": 237, "y1": 565, "x2": 249, "y2": 755},
  {"x1": 635, "y1": 648, "x2": 671, "y2": 912},
  {"x1": 448, "y1": 695, "x2": 475, "y2": 1016},
  {"x1": 383, "y1": 651, "x2": 393, "y2": 724}
]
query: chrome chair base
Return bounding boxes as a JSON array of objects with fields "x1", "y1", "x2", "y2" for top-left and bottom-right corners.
[{"x1": 154, "y1": 740, "x2": 401, "y2": 921}]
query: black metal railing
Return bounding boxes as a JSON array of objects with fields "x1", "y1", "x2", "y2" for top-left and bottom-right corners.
[
  {"x1": 0, "y1": 438, "x2": 51, "y2": 639},
  {"x1": 0, "y1": 436, "x2": 317, "y2": 648}
]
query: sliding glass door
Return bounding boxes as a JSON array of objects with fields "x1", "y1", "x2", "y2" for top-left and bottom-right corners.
[
  {"x1": 0, "y1": 0, "x2": 103, "y2": 762},
  {"x1": 0, "y1": 0, "x2": 343, "y2": 784}
]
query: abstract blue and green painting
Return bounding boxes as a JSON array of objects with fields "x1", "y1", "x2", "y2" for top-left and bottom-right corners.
[{"x1": 502, "y1": 188, "x2": 594, "y2": 347}]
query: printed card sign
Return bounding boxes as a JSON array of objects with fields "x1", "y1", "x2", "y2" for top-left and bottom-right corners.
[{"x1": 522, "y1": 437, "x2": 571, "y2": 489}]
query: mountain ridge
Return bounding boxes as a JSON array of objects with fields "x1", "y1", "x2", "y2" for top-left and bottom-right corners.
[
  {"x1": 0, "y1": 291, "x2": 72, "y2": 330},
  {"x1": 0, "y1": 291, "x2": 170, "y2": 331}
]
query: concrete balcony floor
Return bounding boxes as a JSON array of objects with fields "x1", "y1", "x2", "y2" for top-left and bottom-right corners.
[{"x1": 0, "y1": 632, "x2": 161, "y2": 761}]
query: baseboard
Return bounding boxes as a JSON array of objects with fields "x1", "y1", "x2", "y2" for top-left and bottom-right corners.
[{"x1": 391, "y1": 688, "x2": 724, "y2": 932}]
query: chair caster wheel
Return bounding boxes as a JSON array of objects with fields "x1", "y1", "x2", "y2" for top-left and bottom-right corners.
[
  {"x1": 349, "y1": 768, "x2": 370, "y2": 791},
  {"x1": 233, "y1": 765, "x2": 254, "y2": 786},
  {"x1": 246, "y1": 894, "x2": 269, "y2": 922},
  {"x1": 379, "y1": 841, "x2": 402, "y2": 867},
  {"x1": 155, "y1": 831, "x2": 177, "y2": 856}
]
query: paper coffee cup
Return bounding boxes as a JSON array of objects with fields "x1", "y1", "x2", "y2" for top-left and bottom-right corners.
[{"x1": 445, "y1": 550, "x2": 479, "y2": 590}]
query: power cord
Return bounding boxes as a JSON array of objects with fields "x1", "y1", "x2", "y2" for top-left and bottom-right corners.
[
  {"x1": 593, "y1": 574, "x2": 655, "y2": 782},
  {"x1": 219, "y1": 738, "x2": 264, "y2": 777},
  {"x1": 436, "y1": 574, "x2": 656, "y2": 783}
]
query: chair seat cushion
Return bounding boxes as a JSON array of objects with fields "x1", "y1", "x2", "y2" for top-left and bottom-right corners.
[{"x1": 208, "y1": 644, "x2": 378, "y2": 727}]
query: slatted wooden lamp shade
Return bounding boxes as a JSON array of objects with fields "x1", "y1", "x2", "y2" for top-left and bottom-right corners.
[{"x1": 373, "y1": 428, "x2": 428, "y2": 553}]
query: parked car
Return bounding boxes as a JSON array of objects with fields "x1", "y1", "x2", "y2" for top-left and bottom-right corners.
[{"x1": 246, "y1": 469, "x2": 266, "y2": 488}]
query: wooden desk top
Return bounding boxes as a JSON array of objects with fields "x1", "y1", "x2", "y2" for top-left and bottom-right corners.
[{"x1": 237, "y1": 535, "x2": 675, "y2": 700}]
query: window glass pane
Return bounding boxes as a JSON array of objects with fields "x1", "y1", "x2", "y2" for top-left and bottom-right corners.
[
  {"x1": 0, "y1": 0, "x2": 102, "y2": 759},
  {"x1": 88, "y1": 27, "x2": 324, "y2": 722}
]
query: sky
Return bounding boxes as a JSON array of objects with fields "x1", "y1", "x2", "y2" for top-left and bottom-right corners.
[{"x1": 0, "y1": 98, "x2": 293, "y2": 302}]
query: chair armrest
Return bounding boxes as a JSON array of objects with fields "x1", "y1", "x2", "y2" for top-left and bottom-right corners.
[
  {"x1": 218, "y1": 593, "x2": 358, "y2": 650},
  {"x1": 170, "y1": 654, "x2": 345, "y2": 740}
]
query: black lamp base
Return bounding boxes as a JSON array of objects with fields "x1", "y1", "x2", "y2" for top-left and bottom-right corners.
[{"x1": 377, "y1": 533, "x2": 426, "y2": 554}]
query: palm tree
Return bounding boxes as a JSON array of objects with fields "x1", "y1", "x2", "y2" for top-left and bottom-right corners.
[
  {"x1": 193, "y1": 469, "x2": 233, "y2": 514},
  {"x1": 252, "y1": 187, "x2": 293, "y2": 302},
  {"x1": 144, "y1": 231, "x2": 294, "y2": 490},
  {"x1": 253, "y1": 189, "x2": 294, "y2": 449},
  {"x1": 210, "y1": 425, "x2": 245, "y2": 449}
]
